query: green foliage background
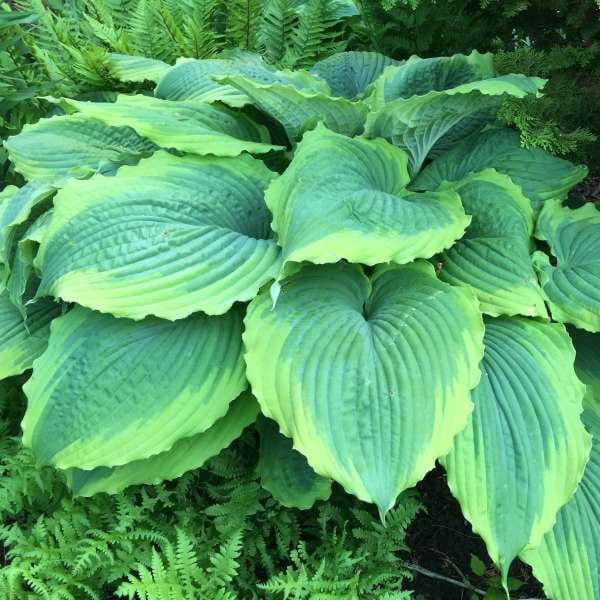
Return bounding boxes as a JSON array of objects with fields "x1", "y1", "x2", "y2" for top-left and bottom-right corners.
[
  {"x1": 0, "y1": 380, "x2": 422, "y2": 599},
  {"x1": 2, "y1": 0, "x2": 599, "y2": 179},
  {"x1": 0, "y1": 1, "x2": 598, "y2": 598},
  {"x1": 352, "y1": 0, "x2": 600, "y2": 172}
]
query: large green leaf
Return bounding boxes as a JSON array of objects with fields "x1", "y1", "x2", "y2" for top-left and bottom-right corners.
[
  {"x1": 533, "y1": 199, "x2": 600, "y2": 332},
  {"x1": 413, "y1": 128, "x2": 587, "y2": 214},
  {"x1": 7, "y1": 211, "x2": 52, "y2": 316},
  {"x1": 0, "y1": 292, "x2": 59, "y2": 380},
  {"x1": 0, "y1": 185, "x2": 16, "y2": 283},
  {"x1": 366, "y1": 51, "x2": 494, "y2": 105},
  {"x1": 3, "y1": 115, "x2": 157, "y2": 181},
  {"x1": 310, "y1": 51, "x2": 400, "y2": 99},
  {"x1": 570, "y1": 328, "x2": 600, "y2": 403},
  {"x1": 37, "y1": 151, "x2": 281, "y2": 320},
  {"x1": 442, "y1": 317, "x2": 590, "y2": 584},
  {"x1": 521, "y1": 328, "x2": 600, "y2": 600},
  {"x1": 265, "y1": 124, "x2": 469, "y2": 271},
  {"x1": 106, "y1": 53, "x2": 170, "y2": 83},
  {"x1": 22, "y1": 305, "x2": 246, "y2": 470},
  {"x1": 57, "y1": 95, "x2": 282, "y2": 157},
  {"x1": 217, "y1": 75, "x2": 368, "y2": 142},
  {"x1": 365, "y1": 75, "x2": 545, "y2": 174},
  {"x1": 0, "y1": 182, "x2": 55, "y2": 285},
  {"x1": 0, "y1": 185, "x2": 18, "y2": 205},
  {"x1": 244, "y1": 261, "x2": 484, "y2": 517},
  {"x1": 438, "y1": 169, "x2": 547, "y2": 317},
  {"x1": 154, "y1": 56, "x2": 326, "y2": 107},
  {"x1": 67, "y1": 392, "x2": 260, "y2": 497},
  {"x1": 256, "y1": 415, "x2": 332, "y2": 509}
]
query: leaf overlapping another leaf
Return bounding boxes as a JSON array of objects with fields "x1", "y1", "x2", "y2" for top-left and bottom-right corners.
[
  {"x1": 67, "y1": 393, "x2": 260, "y2": 497},
  {"x1": 443, "y1": 317, "x2": 590, "y2": 586},
  {"x1": 4, "y1": 115, "x2": 157, "y2": 182},
  {"x1": 54, "y1": 94, "x2": 283, "y2": 156},
  {"x1": 266, "y1": 124, "x2": 469, "y2": 272},
  {"x1": 244, "y1": 261, "x2": 484, "y2": 518},
  {"x1": 365, "y1": 50, "x2": 495, "y2": 107},
  {"x1": 0, "y1": 292, "x2": 59, "y2": 380},
  {"x1": 365, "y1": 74, "x2": 546, "y2": 174},
  {"x1": 533, "y1": 199, "x2": 600, "y2": 332},
  {"x1": 36, "y1": 151, "x2": 281, "y2": 320},
  {"x1": 310, "y1": 50, "x2": 400, "y2": 99},
  {"x1": 22, "y1": 305, "x2": 246, "y2": 469},
  {"x1": 154, "y1": 54, "x2": 327, "y2": 106},
  {"x1": 256, "y1": 415, "x2": 332, "y2": 509},
  {"x1": 521, "y1": 328, "x2": 600, "y2": 600},
  {"x1": 0, "y1": 45, "x2": 596, "y2": 594},
  {"x1": 437, "y1": 169, "x2": 547, "y2": 317},
  {"x1": 414, "y1": 127, "x2": 587, "y2": 214},
  {"x1": 218, "y1": 74, "x2": 368, "y2": 142}
]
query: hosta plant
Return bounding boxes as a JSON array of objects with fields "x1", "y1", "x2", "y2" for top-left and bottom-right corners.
[{"x1": 1, "y1": 49, "x2": 599, "y2": 598}]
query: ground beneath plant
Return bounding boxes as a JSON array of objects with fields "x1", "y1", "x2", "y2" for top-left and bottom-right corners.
[
  {"x1": 574, "y1": 175, "x2": 600, "y2": 201},
  {"x1": 405, "y1": 466, "x2": 547, "y2": 600}
]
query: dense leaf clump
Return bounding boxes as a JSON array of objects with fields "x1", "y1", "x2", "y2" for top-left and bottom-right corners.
[{"x1": 1, "y1": 45, "x2": 599, "y2": 599}]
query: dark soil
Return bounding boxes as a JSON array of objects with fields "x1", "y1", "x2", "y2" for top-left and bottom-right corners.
[
  {"x1": 406, "y1": 466, "x2": 547, "y2": 600},
  {"x1": 573, "y1": 175, "x2": 600, "y2": 201}
]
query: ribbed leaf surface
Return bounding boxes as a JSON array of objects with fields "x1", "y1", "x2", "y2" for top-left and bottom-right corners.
[
  {"x1": 367, "y1": 51, "x2": 494, "y2": 105},
  {"x1": 22, "y1": 305, "x2": 246, "y2": 469},
  {"x1": 37, "y1": 152, "x2": 281, "y2": 320},
  {"x1": 256, "y1": 415, "x2": 332, "y2": 509},
  {"x1": 4, "y1": 115, "x2": 156, "y2": 181},
  {"x1": 442, "y1": 317, "x2": 590, "y2": 583},
  {"x1": 0, "y1": 182, "x2": 54, "y2": 286},
  {"x1": 218, "y1": 75, "x2": 368, "y2": 142},
  {"x1": 58, "y1": 95, "x2": 282, "y2": 156},
  {"x1": 521, "y1": 327, "x2": 600, "y2": 600},
  {"x1": 365, "y1": 75, "x2": 545, "y2": 174},
  {"x1": 533, "y1": 200, "x2": 600, "y2": 332},
  {"x1": 413, "y1": 128, "x2": 587, "y2": 214},
  {"x1": 266, "y1": 125, "x2": 469, "y2": 270},
  {"x1": 7, "y1": 211, "x2": 51, "y2": 315},
  {"x1": 154, "y1": 56, "x2": 326, "y2": 106},
  {"x1": 311, "y1": 51, "x2": 400, "y2": 99},
  {"x1": 67, "y1": 393, "x2": 259, "y2": 497},
  {"x1": 244, "y1": 261, "x2": 484, "y2": 517},
  {"x1": 0, "y1": 291, "x2": 59, "y2": 380},
  {"x1": 438, "y1": 169, "x2": 547, "y2": 317}
]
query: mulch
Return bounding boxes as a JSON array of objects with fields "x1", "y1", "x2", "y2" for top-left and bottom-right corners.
[{"x1": 406, "y1": 466, "x2": 547, "y2": 600}]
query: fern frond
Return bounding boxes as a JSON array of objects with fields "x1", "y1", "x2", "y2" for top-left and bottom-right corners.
[
  {"x1": 283, "y1": 0, "x2": 347, "y2": 68},
  {"x1": 208, "y1": 529, "x2": 243, "y2": 586},
  {"x1": 226, "y1": 0, "x2": 262, "y2": 50},
  {"x1": 258, "y1": 0, "x2": 299, "y2": 64}
]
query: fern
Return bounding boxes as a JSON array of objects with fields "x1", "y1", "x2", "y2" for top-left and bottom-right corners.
[
  {"x1": 282, "y1": 0, "x2": 348, "y2": 68},
  {"x1": 226, "y1": 0, "x2": 262, "y2": 50},
  {"x1": 258, "y1": 493, "x2": 422, "y2": 598},
  {"x1": 115, "y1": 528, "x2": 238, "y2": 600},
  {"x1": 258, "y1": 0, "x2": 299, "y2": 64},
  {"x1": 0, "y1": 388, "x2": 422, "y2": 599},
  {"x1": 495, "y1": 44, "x2": 600, "y2": 167},
  {"x1": 180, "y1": 1, "x2": 222, "y2": 59}
]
